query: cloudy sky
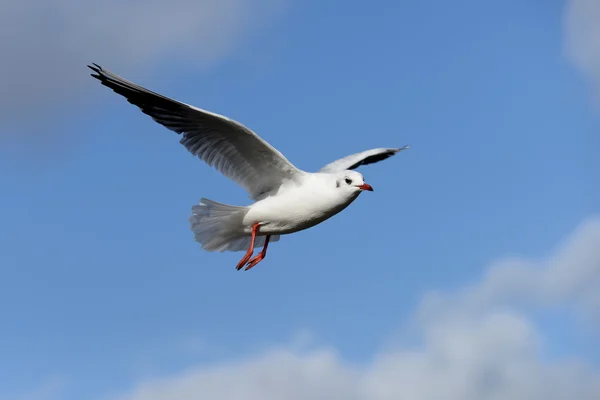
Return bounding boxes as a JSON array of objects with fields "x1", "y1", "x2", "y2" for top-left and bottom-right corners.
[{"x1": 1, "y1": 1, "x2": 599, "y2": 399}]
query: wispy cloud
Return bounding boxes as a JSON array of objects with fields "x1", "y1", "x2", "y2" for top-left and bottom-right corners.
[
  {"x1": 564, "y1": 0, "x2": 600, "y2": 105},
  {"x1": 110, "y1": 217, "x2": 600, "y2": 400},
  {"x1": 0, "y1": 0, "x2": 284, "y2": 140},
  {"x1": 418, "y1": 217, "x2": 600, "y2": 325}
]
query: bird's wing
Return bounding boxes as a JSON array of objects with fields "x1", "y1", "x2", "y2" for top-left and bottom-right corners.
[
  {"x1": 88, "y1": 64, "x2": 303, "y2": 200},
  {"x1": 319, "y1": 146, "x2": 409, "y2": 173}
]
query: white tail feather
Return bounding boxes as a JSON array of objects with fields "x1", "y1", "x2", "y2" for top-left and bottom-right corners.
[{"x1": 189, "y1": 198, "x2": 279, "y2": 252}]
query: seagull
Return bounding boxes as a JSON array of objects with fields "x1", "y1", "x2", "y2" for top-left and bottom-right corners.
[{"x1": 88, "y1": 63, "x2": 409, "y2": 271}]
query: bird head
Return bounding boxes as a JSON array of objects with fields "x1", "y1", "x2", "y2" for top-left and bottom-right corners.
[{"x1": 336, "y1": 170, "x2": 373, "y2": 193}]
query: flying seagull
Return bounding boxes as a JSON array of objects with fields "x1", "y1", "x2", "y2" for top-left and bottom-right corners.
[{"x1": 88, "y1": 64, "x2": 409, "y2": 271}]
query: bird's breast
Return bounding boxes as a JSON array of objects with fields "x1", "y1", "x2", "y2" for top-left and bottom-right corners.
[{"x1": 243, "y1": 185, "x2": 358, "y2": 235}]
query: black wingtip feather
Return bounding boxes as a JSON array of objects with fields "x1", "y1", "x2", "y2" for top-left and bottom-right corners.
[
  {"x1": 345, "y1": 146, "x2": 410, "y2": 170},
  {"x1": 85, "y1": 62, "x2": 205, "y2": 137},
  {"x1": 87, "y1": 63, "x2": 103, "y2": 80}
]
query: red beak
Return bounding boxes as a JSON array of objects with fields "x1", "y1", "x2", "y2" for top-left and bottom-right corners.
[{"x1": 357, "y1": 183, "x2": 374, "y2": 192}]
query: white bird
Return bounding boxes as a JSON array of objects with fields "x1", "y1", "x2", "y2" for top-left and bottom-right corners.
[{"x1": 88, "y1": 64, "x2": 409, "y2": 271}]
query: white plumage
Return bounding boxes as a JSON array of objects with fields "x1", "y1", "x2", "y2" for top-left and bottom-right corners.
[{"x1": 89, "y1": 63, "x2": 409, "y2": 270}]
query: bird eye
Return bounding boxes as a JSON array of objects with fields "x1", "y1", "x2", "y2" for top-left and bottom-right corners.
[{"x1": 344, "y1": 178, "x2": 352, "y2": 185}]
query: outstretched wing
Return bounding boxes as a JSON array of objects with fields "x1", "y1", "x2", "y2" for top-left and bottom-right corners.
[
  {"x1": 88, "y1": 64, "x2": 303, "y2": 200},
  {"x1": 320, "y1": 146, "x2": 409, "y2": 173}
]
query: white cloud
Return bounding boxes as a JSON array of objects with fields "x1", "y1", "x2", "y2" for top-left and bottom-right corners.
[
  {"x1": 564, "y1": 0, "x2": 600, "y2": 101},
  {"x1": 110, "y1": 217, "x2": 600, "y2": 400},
  {"x1": 0, "y1": 0, "x2": 284, "y2": 138},
  {"x1": 112, "y1": 349, "x2": 361, "y2": 400},
  {"x1": 418, "y1": 217, "x2": 600, "y2": 325}
]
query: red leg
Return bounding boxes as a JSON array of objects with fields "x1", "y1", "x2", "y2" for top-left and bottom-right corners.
[
  {"x1": 244, "y1": 235, "x2": 271, "y2": 271},
  {"x1": 235, "y1": 223, "x2": 260, "y2": 270}
]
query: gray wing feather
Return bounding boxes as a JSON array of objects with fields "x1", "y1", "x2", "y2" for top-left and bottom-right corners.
[
  {"x1": 320, "y1": 146, "x2": 409, "y2": 173},
  {"x1": 88, "y1": 63, "x2": 302, "y2": 200}
]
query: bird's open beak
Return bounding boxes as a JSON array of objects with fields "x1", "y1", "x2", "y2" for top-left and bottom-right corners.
[{"x1": 357, "y1": 183, "x2": 374, "y2": 192}]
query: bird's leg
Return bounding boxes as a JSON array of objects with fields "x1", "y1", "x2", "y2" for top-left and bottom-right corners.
[
  {"x1": 235, "y1": 223, "x2": 260, "y2": 270},
  {"x1": 244, "y1": 235, "x2": 271, "y2": 271}
]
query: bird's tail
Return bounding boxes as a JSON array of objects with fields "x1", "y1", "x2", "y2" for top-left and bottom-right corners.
[{"x1": 189, "y1": 198, "x2": 279, "y2": 252}]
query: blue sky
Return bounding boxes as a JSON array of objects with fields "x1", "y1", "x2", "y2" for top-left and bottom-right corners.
[{"x1": 1, "y1": 1, "x2": 600, "y2": 399}]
